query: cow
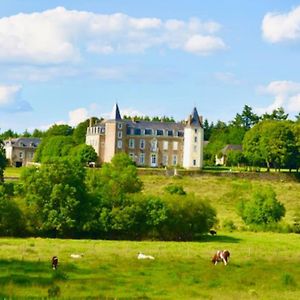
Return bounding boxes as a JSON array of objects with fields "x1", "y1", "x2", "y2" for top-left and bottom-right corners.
[
  {"x1": 137, "y1": 252, "x2": 155, "y2": 260},
  {"x1": 209, "y1": 230, "x2": 217, "y2": 236},
  {"x1": 212, "y1": 250, "x2": 230, "y2": 266},
  {"x1": 52, "y1": 256, "x2": 58, "y2": 270}
]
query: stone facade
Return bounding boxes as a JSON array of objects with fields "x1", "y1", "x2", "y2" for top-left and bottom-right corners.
[
  {"x1": 86, "y1": 104, "x2": 204, "y2": 169},
  {"x1": 4, "y1": 137, "x2": 41, "y2": 167}
]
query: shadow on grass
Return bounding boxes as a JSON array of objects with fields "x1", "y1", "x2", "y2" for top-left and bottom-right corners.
[
  {"x1": 197, "y1": 234, "x2": 241, "y2": 243},
  {"x1": 0, "y1": 259, "x2": 76, "y2": 287}
]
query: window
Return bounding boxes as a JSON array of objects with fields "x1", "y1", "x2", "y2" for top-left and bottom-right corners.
[
  {"x1": 167, "y1": 130, "x2": 173, "y2": 136},
  {"x1": 173, "y1": 141, "x2": 178, "y2": 150},
  {"x1": 118, "y1": 131, "x2": 122, "y2": 139},
  {"x1": 139, "y1": 153, "x2": 145, "y2": 165},
  {"x1": 129, "y1": 153, "x2": 135, "y2": 161},
  {"x1": 101, "y1": 127, "x2": 105, "y2": 133},
  {"x1": 156, "y1": 129, "x2": 164, "y2": 136},
  {"x1": 163, "y1": 154, "x2": 168, "y2": 165},
  {"x1": 173, "y1": 155, "x2": 177, "y2": 166},
  {"x1": 134, "y1": 128, "x2": 141, "y2": 135},
  {"x1": 195, "y1": 128, "x2": 198, "y2": 133},
  {"x1": 126, "y1": 127, "x2": 132, "y2": 135},
  {"x1": 117, "y1": 140, "x2": 122, "y2": 149},
  {"x1": 151, "y1": 154, "x2": 157, "y2": 166},
  {"x1": 140, "y1": 139, "x2": 145, "y2": 149},
  {"x1": 177, "y1": 131, "x2": 184, "y2": 137},
  {"x1": 129, "y1": 139, "x2": 135, "y2": 149},
  {"x1": 19, "y1": 152, "x2": 23, "y2": 159},
  {"x1": 151, "y1": 140, "x2": 158, "y2": 151},
  {"x1": 194, "y1": 136, "x2": 198, "y2": 143},
  {"x1": 193, "y1": 159, "x2": 197, "y2": 166},
  {"x1": 145, "y1": 129, "x2": 152, "y2": 135},
  {"x1": 118, "y1": 123, "x2": 123, "y2": 129},
  {"x1": 163, "y1": 141, "x2": 168, "y2": 150}
]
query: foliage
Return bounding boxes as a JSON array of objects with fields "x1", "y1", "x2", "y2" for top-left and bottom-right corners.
[
  {"x1": 0, "y1": 129, "x2": 19, "y2": 140},
  {"x1": 73, "y1": 119, "x2": 90, "y2": 144},
  {"x1": 226, "y1": 150, "x2": 246, "y2": 167},
  {"x1": 0, "y1": 186, "x2": 25, "y2": 236},
  {"x1": 160, "y1": 194, "x2": 217, "y2": 240},
  {"x1": 45, "y1": 124, "x2": 73, "y2": 137},
  {"x1": 164, "y1": 184, "x2": 186, "y2": 195},
  {"x1": 261, "y1": 107, "x2": 289, "y2": 121},
  {"x1": 237, "y1": 186, "x2": 285, "y2": 226},
  {"x1": 34, "y1": 136, "x2": 75, "y2": 162},
  {"x1": 222, "y1": 219, "x2": 237, "y2": 232},
  {"x1": 0, "y1": 139, "x2": 6, "y2": 183},
  {"x1": 231, "y1": 105, "x2": 259, "y2": 129},
  {"x1": 70, "y1": 144, "x2": 97, "y2": 165},
  {"x1": 20, "y1": 158, "x2": 88, "y2": 237},
  {"x1": 243, "y1": 120, "x2": 298, "y2": 170}
]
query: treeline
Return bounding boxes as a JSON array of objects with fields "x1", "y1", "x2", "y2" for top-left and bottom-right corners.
[
  {"x1": 204, "y1": 106, "x2": 300, "y2": 171},
  {"x1": 0, "y1": 154, "x2": 217, "y2": 240}
]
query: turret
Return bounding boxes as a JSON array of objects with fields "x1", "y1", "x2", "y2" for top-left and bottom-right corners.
[{"x1": 183, "y1": 107, "x2": 204, "y2": 169}]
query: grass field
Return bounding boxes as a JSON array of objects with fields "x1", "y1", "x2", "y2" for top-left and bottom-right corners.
[
  {"x1": 0, "y1": 232, "x2": 299, "y2": 299},
  {"x1": 141, "y1": 174, "x2": 300, "y2": 227}
]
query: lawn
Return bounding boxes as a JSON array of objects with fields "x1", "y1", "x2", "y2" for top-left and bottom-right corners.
[{"x1": 0, "y1": 232, "x2": 299, "y2": 299}]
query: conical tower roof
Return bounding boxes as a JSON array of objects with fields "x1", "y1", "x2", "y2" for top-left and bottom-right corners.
[
  {"x1": 187, "y1": 107, "x2": 201, "y2": 127},
  {"x1": 112, "y1": 103, "x2": 122, "y2": 120}
]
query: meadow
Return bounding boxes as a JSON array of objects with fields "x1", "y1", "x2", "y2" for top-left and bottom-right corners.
[
  {"x1": 0, "y1": 232, "x2": 299, "y2": 299},
  {"x1": 2, "y1": 167, "x2": 300, "y2": 298}
]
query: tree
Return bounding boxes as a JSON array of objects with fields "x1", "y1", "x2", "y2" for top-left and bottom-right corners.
[
  {"x1": 231, "y1": 105, "x2": 259, "y2": 129},
  {"x1": 73, "y1": 118, "x2": 101, "y2": 145},
  {"x1": 32, "y1": 129, "x2": 45, "y2": 138},
  {"x1": 262, "y1": 107, "x2": 288, "y2": 121},
  {"x1": 243, "y1": 120, "x2": 298, "y2": 171},
  {"x1": 20, "y1": 158, "x2": 88, "y2": 237},
  {"x1": 70, "y1": 144, "x2": 97, "y2": 165},
  {"x1": 45, "y1": 124, "x2": 73, "y2": 137},
  {"x1": 238, "y1": 186, "x2": 285, "y2": 226},
  {"x1": 0, "y1": 139, "x2": 6, "y2": 183},
  {"x1": 295, "y1": 113, "x2": 300, "y2": 122},
  {"x1": 34, "y1": 136, "x2": 75, "y2": 162},
  {"x1": 0, "y1": 129, "x2": 18, "y2": 140},
  {"x1": 0, "y1": 186, "x2": 26, "y2": 236}
]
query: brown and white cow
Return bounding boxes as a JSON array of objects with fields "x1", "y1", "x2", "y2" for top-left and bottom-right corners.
[{"x1": 212, "y1": 250, "x2": 230, "y2": 266}]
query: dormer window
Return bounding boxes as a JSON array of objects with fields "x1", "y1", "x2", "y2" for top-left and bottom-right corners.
[{"x1": 156, "y1": 129, "x2": 163, "y2": 136}]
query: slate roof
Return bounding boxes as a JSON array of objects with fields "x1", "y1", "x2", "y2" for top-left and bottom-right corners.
[
  {"x1": 221, "y1": 144, "x2": 243, "y2": 154},
  {"x1": 5, "y1": 137, "x2": 41, "y2": 148}
]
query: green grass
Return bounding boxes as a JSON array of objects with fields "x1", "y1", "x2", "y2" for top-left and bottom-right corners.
[
  {"x1": 4, "y1": 167, "x2": 23, "y2": 178},
  {"x1": 141, "y1": 174, "x2": 300, "y2": 227},
  {"x1": 0, "y1": 232, "x2": 299, "y2": 299}
]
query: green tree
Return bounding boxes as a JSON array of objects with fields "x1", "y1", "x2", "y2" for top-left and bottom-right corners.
[
  {"x1": 232, "y1": 105, "x2": 259, "y2": 129},
  {"x1": 0, "y1": 139, "x2": 6, "y2": 183},
  {"x1": 70, "y1": 144, "x2": 97, "y2": 165},
  {"x1": 34, "y1": 136, "x2": 75, "y2": 162},
  {"x1": 0, "y1": 129, "x2": 19, "y2": 140},
  {"x1": 73, "y1": 119, "x2": 90, "y2": 144},
  {"x1": 32, "y1": 129, "x2": 45, "y2": 138},
  {"x1": 262, "y1": 107, "x2": 288, "y2": 121},
  {"x1": 20, "y1": 158, "x2": 88, "y2": 237},
  {"x1": 46, "y1": 124, "x2": 73, "y2": 137},
  {"x1": 238, "y1": 186, "x2": 285, "y2": 226},
  {"x1": 0, "y1": 186, "x2": 26, "y2": 236}
]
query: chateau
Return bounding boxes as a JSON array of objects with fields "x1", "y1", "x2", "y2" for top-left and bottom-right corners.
[{"x1": 86, "y1": 104, "x2": 204, "y2": 169}]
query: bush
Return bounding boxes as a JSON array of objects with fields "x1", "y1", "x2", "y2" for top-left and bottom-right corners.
[
  {"x1": 0, "y1": 186, "x2": 26, "y2": 236},
  {"x1": 222, "y1": 219, "x2": 237, "y2": 232},
  {"x1": 164, "y1": 184, "x2": 186, "y2": 195},
  {"x1": 237, "y1": 186, "x2": 285, "y2": 227}
]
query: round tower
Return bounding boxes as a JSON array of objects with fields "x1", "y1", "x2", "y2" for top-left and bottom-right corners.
[{"x1": 183, "y1": 107, "x2": 204, "y2": 169}]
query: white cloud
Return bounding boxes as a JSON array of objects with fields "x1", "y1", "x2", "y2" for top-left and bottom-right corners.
[
  {"x1": 0, "y1": 84, "x2": 32, "y2": 112},
  {"x1": 256, "y1": 80, "x2": 300, "y2": 114},
  {"x1": 68, "y1": 108, "x2": 89, "y2": 127},
  {"x1": 0, "y1": 7, "x2": 226, "y2": 64},
  {"x1": 262, "y1": 6, "x2": 300, "y2": 43}
]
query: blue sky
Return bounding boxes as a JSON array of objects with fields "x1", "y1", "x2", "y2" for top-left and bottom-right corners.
[{"x1": 0, "y1": 0, "x2": 300, "y2": 132}]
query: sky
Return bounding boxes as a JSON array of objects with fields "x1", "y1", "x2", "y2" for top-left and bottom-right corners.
[{"x1": 0, "y1": 0, "x2": 300, "y2": 132}]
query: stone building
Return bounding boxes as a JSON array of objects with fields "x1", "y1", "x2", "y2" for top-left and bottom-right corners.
[
  {"x1": 4, "y1": 137, "x2": 41, "y2": 167},
  {"x1": 86, "y1": 104, "x2": 204, "y2": 169}
]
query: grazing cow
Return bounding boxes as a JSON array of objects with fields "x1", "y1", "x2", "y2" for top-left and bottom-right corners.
[
  {"x1": 52, "y1": 256, "x2": 58, "y2": 270},
  {"x1": 137, "y1": 252, "x2": 155, "y2": 260},
  {"x1": 212, "y1": 250, "x2": 230, "y2": 266},
  {"x1": 209, "y1": 230, "x2": 217, "y2": 236},
  {"x1": 70, "y1": 254, "x2": 83, "y2": 259}
]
